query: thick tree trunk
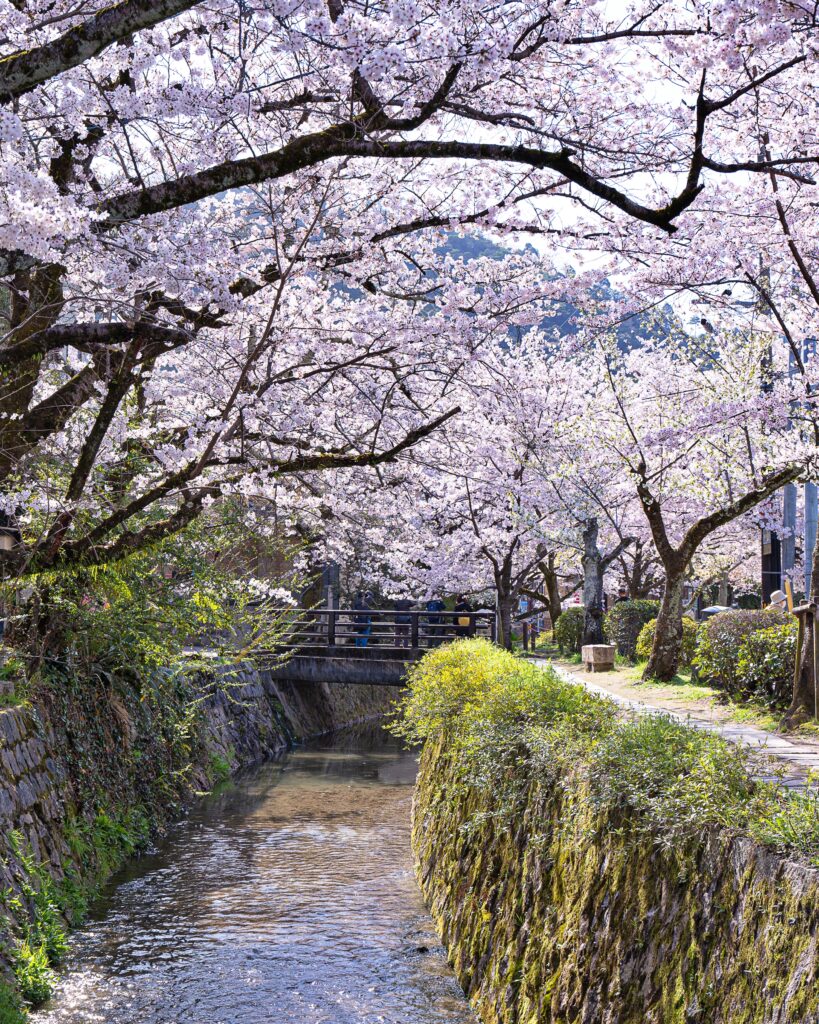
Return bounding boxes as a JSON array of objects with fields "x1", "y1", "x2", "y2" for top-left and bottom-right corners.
[
  {"x1": 784, "y1": 530, "x2": 819, "y2": 727},
  {"x1": 492, "y1": 560, "x2": 516, "y2": 650},
  {"x1": 581, "y1": 520, "x2": 606, "y2": 646},
  {"x1": 643, "y1": 572, "x2": 685, "y2": 681},
  {"x1": 718, "y1": 572, "x2": 730, "y2": 607},
  {"x1": 544, "y1": 559, "x2": 563, "y2": 627},
  {"x1": 497, "y1": 591, "x2": 514, "y2": 651},
  {"x1": 626, "y1": 541, "x2": 644, "y2": 599}
]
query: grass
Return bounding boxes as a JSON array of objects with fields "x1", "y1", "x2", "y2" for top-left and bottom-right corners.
[
  {"x1": 598, "y1": 660, "x2": 802, "y2": 736},
  {"x1": 543, "y1": 643, "x2": 819, "y2": 746},
  {"x1": 624, "y1": 663, "x2": 720, "y2": 700},
  {"x1": 725, "y1": 704, "x2": 781, "y2": 732},
  {"x1": 395, "y1": 640, "x2": 819, "y2": 864}
]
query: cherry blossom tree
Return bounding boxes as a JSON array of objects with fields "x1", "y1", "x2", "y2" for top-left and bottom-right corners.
[
  {"x1": 568, "y1": 323, "x2": 804, "y2": 681},
  {"x1": 5, "y1": 0, "x2": 819, "y2": 683},
  {"x1": 3, "y1": 0, "x2": 817, "y2": 563}
]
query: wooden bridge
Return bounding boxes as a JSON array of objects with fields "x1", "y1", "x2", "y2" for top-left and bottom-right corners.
[{"x1": 261, "y1": 608, "x2": 497, "y2": 687}]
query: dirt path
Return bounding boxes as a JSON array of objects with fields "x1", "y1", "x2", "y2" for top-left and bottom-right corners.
[{"x1": 531, "y1": 655, "x2": 819, "y2": 787}]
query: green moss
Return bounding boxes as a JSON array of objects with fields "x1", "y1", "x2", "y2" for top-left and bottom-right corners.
[{"x1": 406, "y1": 642, "x2": 819, "y2": 1024}]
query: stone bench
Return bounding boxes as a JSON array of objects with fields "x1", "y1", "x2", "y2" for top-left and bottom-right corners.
[{"x1": 581, "y1": 644, "x2": 616, "y2": 673}]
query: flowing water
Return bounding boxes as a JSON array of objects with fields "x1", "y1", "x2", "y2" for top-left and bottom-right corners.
[{"x1": 36, "y1": 725, "x2": 474, "y2": 1024}]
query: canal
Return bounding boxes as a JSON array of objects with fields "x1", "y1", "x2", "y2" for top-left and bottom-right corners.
[{"x1": 37, "y1": 725, "x2": 474, "y2": 1024}]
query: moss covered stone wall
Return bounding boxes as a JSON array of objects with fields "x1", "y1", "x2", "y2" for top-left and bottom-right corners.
[
  {"x1": 413, "y1": 736, "x2": 819, "y2": 1024},
  {"x1": 0, "y1": 665, "x2": 394, "y2": 1016}
]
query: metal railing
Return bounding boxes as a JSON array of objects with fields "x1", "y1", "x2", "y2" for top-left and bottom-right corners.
[{"x1": 274, "y1": 608, "x2": 497, "y2": 654}]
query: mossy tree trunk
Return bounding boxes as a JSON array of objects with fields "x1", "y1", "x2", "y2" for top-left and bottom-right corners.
[{"x1": 643, "y1": 571, "x2": 685, "y2": 681}]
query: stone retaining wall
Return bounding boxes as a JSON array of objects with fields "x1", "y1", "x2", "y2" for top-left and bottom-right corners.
[{"x1": 413, "y1": 736, "x2": 819, "y2": 1024}]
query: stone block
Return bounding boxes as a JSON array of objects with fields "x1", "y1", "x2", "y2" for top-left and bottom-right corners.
[
  {"x1": 581, "y1": 644, "x2": 616, "y2": 672},
  {"x1": 16, "y1": 777, "x2": 36, "y2": 809},
  {"x1": 0, "y1": 711, "x2": 17, "y2": 745},
  {"x1": 1, "y1": 747, "x2": 17, "y2": 778},
  {"x1": 0, "y1": 789, "x2": 14, "y2": 819}
]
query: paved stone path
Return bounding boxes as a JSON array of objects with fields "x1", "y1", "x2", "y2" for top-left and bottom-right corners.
[{"x1": 533, "y1": 659, "x2": 819, "y2": 790}]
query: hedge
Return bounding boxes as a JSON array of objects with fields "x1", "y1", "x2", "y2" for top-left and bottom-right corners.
[
  {"x1": 635, "y1": 616, "x2": 698, "y2": 667},
  {"x1": 604, "y1": 600, "x2": 659, "y2": 660},
  {"x1": 693, "y1": 609, "x2": 791, "y2": 698},
  {"x1": 734, "y1": 622, "x2": 799, "y2": 709},
  {"x1": 553, "y1": 606, "x2": 584, "y2": 655}
]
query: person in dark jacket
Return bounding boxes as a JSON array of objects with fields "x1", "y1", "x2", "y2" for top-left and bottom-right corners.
[
  {"x1": 393, "y1": 597, "x2": 414, "y2": 647},
  {"x1": 353, "y1": 591, "x2": 372, "y2": 648},
  {"x1": 425, "y1": 595, "x2": 446, "y2": 647},
  {"x1": 454, "y1": 594, "x2": 474, "y2": 638}
]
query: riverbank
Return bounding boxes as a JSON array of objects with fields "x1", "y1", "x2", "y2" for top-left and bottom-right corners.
[
  {"x1": 403, "y1": 641, "x2": 819, "y2": 1024},
  {"x1": 0, "y1": 663, "x2": 396, "y2": 1020}
]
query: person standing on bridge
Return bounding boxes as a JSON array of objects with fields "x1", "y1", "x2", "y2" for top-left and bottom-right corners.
[
  {"x1": 454, "y1": 595, "x2": 474, "y2": 639},
  {"x1": 353, "y1": 591, "x2": 373, "y2": 648},
  {"x1": 393, "y1": 597, "x2": 414, "y2": 648},
  {"x1": 425, "y1": 595, "x2": 446, "y2": 647}
]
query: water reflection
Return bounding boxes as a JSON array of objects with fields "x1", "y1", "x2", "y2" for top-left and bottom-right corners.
[{"x1": 37, "y1": 725, "x2": 473, "y2": 1024}]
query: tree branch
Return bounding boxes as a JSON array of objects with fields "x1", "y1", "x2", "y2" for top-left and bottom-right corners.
[
  {"x1": 0, "y1": 0, "x2": 202, "y2": 102},
  {"x1": 100, "y1": 133, "x2": 704, "y2": 233},
  {"x1": 0, "y1": 321, "x2": 189, "y2": 364},
  {"x1": 680, "y1": 464, "x2": 802, "y2": 562}
]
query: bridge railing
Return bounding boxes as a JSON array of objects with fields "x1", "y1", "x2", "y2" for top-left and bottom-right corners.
[{"x1": 273, "y1": 608, "x2": 497, "y2": 653}]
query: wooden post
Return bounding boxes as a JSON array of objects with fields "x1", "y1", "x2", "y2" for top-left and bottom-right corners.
[
  {"x1": 792, "y1": 602, "x2": 818, "y2": 721},
  {"x1": 411, "y1": 612, "x2": 420, "y2": 650},
  {"x1": 328, "y1": 609, "x2": 336, "y2": 647},
  {"x1": 522, "y1": 622, "x2": 529, "y2": 650}
]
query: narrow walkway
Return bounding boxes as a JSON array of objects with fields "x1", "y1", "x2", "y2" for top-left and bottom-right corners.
[{"x1": 532, "y1": 658, "x2": 819, "y2": 790}]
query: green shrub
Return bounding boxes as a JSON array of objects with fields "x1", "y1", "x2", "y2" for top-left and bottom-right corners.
[
  {"x1": 604, "y1": 600, "x2": 659, "y2": 660},
  {"x1": 394, "y1": 638, "x2": 614, "y2": 745},
  {"x1": 751, "y1": 776, "x2": 819, "y2": 857},
  {"x1": 209, "y1": 751, "x2": 233, "y2": 785},
  {"x1": 534, "y1": 630, "x2": 553, "y2": 650},
  {"x1": 3, "y1": 832, "x2": 70, "y2": 1005},
  {"x1": 588, "y1": 713, "x2": 757, "y2": 842},
  {"x1": 2, "y1": 808, "x2": 153, "y2": 1008},
  {"x1": 396, "y1": 639, "x2": 819, "y2": 864},
  {"x1": 11, "y1": 942, "x2": 53, "y2": 1006},
  {"x1": 693, "y1": 609, "x2": 791, "y2": 696},
  {"x1": 635, "y1": 616, "x2": 698, "y2": 666},
  {"x1": 553, "y1": 607, "x2": 584, "y2": 655},
  {"x1": 734, "y1": 622, "x2": 798, "y2": 709}
]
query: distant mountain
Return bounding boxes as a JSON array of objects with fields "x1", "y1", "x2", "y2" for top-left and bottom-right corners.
[{"x1": 438, "y1": 231, "x2": 673, "y2": 352}]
